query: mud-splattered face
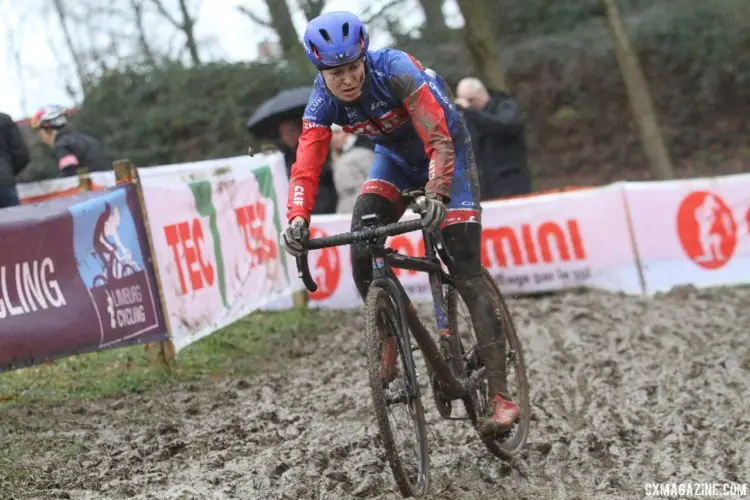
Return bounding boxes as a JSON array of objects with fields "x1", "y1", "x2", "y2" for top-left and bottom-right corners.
[{"x1": 321, "y1": 59, "x2": 365, "y2": 102}]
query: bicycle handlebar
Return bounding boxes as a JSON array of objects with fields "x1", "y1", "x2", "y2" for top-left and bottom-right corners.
[{"x1": 295, "y1": 218, "x2": 426, "y2": 293}]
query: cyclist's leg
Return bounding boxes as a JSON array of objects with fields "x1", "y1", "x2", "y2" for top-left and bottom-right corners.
[
  {"x1": 351, "y1": 148, "x2": 414, "y2": 299},
  {"x1": 439, "y1": 140, "x2": 519, "y2": 432}
]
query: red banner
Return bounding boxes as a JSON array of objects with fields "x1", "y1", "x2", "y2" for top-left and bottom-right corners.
[{"x1": 0, "y1": 184, "x2": 169, "y2": 372}]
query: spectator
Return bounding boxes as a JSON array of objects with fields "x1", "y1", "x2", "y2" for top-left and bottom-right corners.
[
  {"x1": 30, "y1": 105, "x2": 114, "y2": 178},
  {"x1": 0, "y1": 112, "x2": 30, "y2": 208},
  {"x1": 330, "y1": 124, "x2": 376, "y2": 213},
  {"x1": 455, "y1": 77, "x2": 532, "y2": 200},
  {"x1": 277, "y1": 117, "x2": 338, "y2": 215}
]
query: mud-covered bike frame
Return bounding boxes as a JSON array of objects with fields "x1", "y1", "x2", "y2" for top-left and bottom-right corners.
[{"x1": 294, "y1": 193, "x2": 487, "y2": 403}]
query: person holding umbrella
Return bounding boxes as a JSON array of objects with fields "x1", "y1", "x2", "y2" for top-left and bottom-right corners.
[
  {"x1": 246, "y1": 87, "x2": 338, "y2": 214},
  {"x1": 279, "y1": 11, "x2": 520, "y2": 436}
]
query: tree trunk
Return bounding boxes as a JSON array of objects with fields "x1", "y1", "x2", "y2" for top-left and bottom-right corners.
[
  {"x1": 238, "y1": 0, "x2": 301, "y2": 63},
  {"x1": 150, "y1": 0, "x2": 202, "y2": 65},
  {"x1": 602, "y1": 0, "x2": 675, "y2": 180},
  {"x1": 266, "y1": 0, "x2": 300, "y2": 61},
  {"x1": 455, "y1": 0, "x2": 507, "y2": 92},
  {"x1": 298, "y1": 0, "x2": 326, "y2": 22},
  {"x1": 177, "y1": 0, "x2": 201, "y2": 65},
  {"x1": 416, "y1": 0, "x2": 448, "y2": 40}
]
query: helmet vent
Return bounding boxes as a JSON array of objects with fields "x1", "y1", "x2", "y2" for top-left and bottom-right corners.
[
  {"x1": 318, "y1": 29, "x2": 333, "y2": 44},
  {"x1": 342, "y1": 22, "x2": 350, "y2": 40}
]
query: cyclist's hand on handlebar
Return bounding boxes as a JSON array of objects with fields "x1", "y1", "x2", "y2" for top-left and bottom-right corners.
[
  {"x1": 282, "y1": 216, "x2": 309, "y2": 257},
  {"x1": 415, "y1": 193, "x2": 446, "y2": 232}
]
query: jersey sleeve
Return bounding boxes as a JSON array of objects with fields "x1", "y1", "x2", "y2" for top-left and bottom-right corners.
[
  {"x1": 52, "y1": 136, "x2": 81, "y2": 177},
  {"x1": 286, "y1": 87, "x2": 335, "y2": 223},
  {"x1": 386, "y1": 50, "x2": 455, "y2": 201}
]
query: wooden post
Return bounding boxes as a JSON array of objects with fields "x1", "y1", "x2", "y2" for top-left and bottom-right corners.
[
  {"x1": 113, "y1": 158, "x2": 176, "y2": 369},
  {"x1": 77, "y1": 167, "x2": 93, "y2": 191},
  {"x1": 113, "y1": 159, "x2": 132, "y2": 184},
  {"x1": 292, "y1": 289, "x2": 309, "y2": 309}
]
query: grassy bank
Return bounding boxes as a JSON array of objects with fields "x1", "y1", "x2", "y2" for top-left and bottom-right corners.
[{"x1": 0, "y1": 308, "x2": 332, "y2": 408}]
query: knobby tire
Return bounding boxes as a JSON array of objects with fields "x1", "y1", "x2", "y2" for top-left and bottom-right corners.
[{"x1": 364, "y1": 285, "x2": 429, "y2": 498}]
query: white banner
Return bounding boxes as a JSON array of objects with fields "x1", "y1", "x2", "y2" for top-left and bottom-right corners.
[
  {"x1": 20, "y1": 152, "x2": 750, "y2": 315},
  {"x1": 269, "y1": 183, "x2": 643, "y2": 310},
  {"x1": 17, "y1": 171, "x2": 116, "y2": 204},
  {"x1": 624, "y1": 173, "x2": 750, "y2": 293},
  {"x1": 140, "y1": 153, "x2": 297, "y2": 351}
]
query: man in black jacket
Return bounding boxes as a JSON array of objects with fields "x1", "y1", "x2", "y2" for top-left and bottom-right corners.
[
  {"x1": 455, "y1": 77, "x2": 532, "y2": 200},
  {"x1": 0, "y1": 112, "x2": 31, "y2": 208},
  {"x1": 31, "y1": 105, "x2": 114, "y2": 177}
]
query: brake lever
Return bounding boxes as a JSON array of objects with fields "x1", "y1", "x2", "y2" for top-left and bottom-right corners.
[
  {"x1": 413, "y1": 195, "x2": 453, "y2": 264},
  {"x1": 296, "y1": 253, "x2": 318, "y2": 293},
  {"x1": 412, "y1": 195, "x2": 430, "y2": 228}
]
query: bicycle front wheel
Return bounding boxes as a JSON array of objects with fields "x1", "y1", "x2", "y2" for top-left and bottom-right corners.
[{"x1": 364, "y1": 285, "x2": 429, "y2": 498}]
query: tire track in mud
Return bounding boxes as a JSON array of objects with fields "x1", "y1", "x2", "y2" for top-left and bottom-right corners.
[{"x1": 5, "y1": 286, "x2": 750, "y2": 500}]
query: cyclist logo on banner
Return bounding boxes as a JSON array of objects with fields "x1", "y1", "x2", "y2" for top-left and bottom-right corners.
[
  {"x1": 91, "y1": 202, "x2": 141, "y2": 286},
  {"x1": 70, "y1": 187, "x2": 161, "y2": 348},
  {"x1": 676, "y1": 190, "x2": 738, "y2": 270}
]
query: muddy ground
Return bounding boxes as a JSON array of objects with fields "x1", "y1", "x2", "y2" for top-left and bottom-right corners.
[{"x1": 3, "y1": 286, "x2": 750, "y2": 500}]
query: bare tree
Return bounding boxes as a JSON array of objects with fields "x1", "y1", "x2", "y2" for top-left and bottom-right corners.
[
  {"x1": 129, "y1": 0, "x2": 158, "y2": 66},
  {"x1": 297, "y1": 0, "x2": 326, "y2": 22},
  {"x1": 416, "y1": 0, "x2": 448, "y2": 40},
  {"x1": 50, "y1": 0, "x2": 90, "y2": 96},
  {"x1": 62, "y1": 2, "x2": 143, "y2": 75},
  {"x1": 602, "y1": 0, "x2": 675, "y2": 179},
  {"x1": 237, "y1": 0, "x2": 300, "y2": 62},
  {"x1": 150, "y1": 0, "x2": 202, "y2": 65},
  {"x1": 360, "y1": 0, "x2": 407, "y2": 25},
  {"x1": 455, "y1": 0, "x2": 508, "y2": 91}
]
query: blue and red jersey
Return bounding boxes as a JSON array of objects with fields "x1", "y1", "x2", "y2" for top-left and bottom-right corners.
[{"x1": 287, "y1": 48, "x2": 467, "y2": 222}]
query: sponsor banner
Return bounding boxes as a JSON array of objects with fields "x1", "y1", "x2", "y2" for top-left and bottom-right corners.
[
  {"x1": 268, "y1": 183, "x2": 642, "y2": 310},
  {"x1": 624, "y1": 173, "x2": 750, "y2": 293},
  {"x1": 0, "y1": 185, "x2": 168, "y2": 372},
  {"x1": 16, "y1": 152, "x2": 287, "y2": 205},
  {"x1": 17, "y1": 172, "x2": 116, "y2": 204},
  {"x1": 140, "y1": 153, "x2": 296, "y2": 351},
  {"x1": 477, "y1": 184, "x2": 641, "y2": 295}
]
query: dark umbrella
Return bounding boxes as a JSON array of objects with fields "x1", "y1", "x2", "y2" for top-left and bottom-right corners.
[{"x1": 246, "y1": 86, "x2": 314, "y2": 140}]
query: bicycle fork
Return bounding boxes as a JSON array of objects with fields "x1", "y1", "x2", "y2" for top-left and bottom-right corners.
[{"x1": 371, "y1": 258, "x2": 421, "y2": 406}]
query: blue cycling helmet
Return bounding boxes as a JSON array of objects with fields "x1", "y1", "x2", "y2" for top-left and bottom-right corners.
[{"x1": 303, "y1": 11, "x2": 369, "y2": 70}]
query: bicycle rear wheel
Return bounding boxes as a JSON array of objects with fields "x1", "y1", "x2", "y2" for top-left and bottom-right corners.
[
  {"x1": 365, "y1": 285, "x2": 429, "y2": 498},
  {"x1": 451, "y1": 268, "x2": 530, "y2": 460}
]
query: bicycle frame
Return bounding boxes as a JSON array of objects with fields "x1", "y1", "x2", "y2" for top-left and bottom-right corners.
[
  {"x1": 295, "y1": 204, "x2": 487, "y2": 400},
  {"x1": 367, "y1": 227, "x2": 484, "y2": 401}
]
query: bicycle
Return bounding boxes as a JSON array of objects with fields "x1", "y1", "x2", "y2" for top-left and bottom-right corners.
[
  {"x1": 91, "y1": 249, "x2": 138, "y2": 287},
  {"x1": 294, "y1": 189, "x2": 530, "y2": 498}
]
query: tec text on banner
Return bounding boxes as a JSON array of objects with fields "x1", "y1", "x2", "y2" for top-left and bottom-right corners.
[
  {"x1": 140, "y1": 153, "x2": 297, "y2": 351},
  {"x1": 0, "y1": 184, "x2": 168, "y2": 372}
]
